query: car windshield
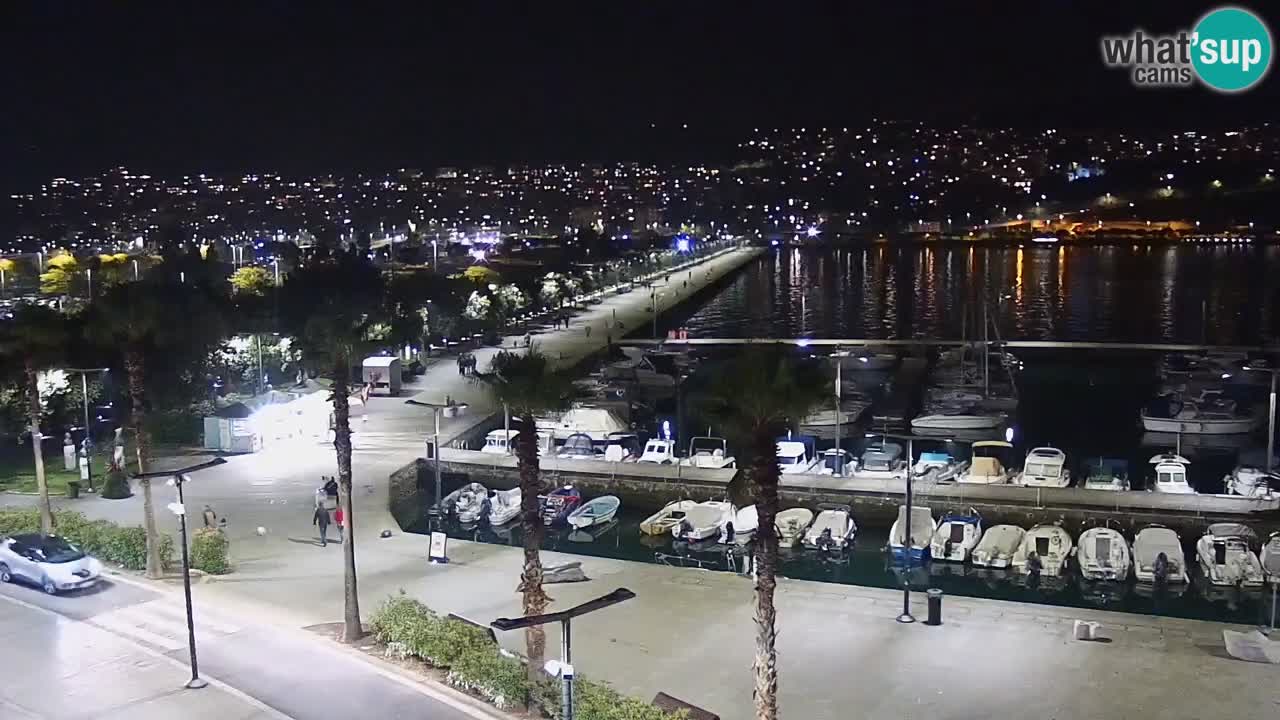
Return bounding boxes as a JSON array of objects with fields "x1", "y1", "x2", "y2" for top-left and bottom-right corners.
[{"x1": 35, "y1": 537, "x2": 86, "y2": 563}]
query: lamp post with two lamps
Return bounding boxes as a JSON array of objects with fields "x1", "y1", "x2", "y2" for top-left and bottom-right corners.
[{"x1": 132, "y1": 457, "x2": 227, "y2": 689}]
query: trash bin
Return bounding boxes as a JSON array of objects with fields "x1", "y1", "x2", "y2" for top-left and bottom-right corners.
[
  {"x1": 66, "y1": 481, "x2": 81, "y2": 499},
  {"x1": 925, "y1": 588, "x2": 943, "y2": 626}
]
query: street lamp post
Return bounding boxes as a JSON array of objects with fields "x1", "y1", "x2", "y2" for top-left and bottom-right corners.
[
  {"x1": 67, "y1": 367, "x2": 109, "y2": 492},
  {"x1": 1244, "y1": 365, "x2": 1278, "y2": 473},
  {"x1": 133, "y1": 457, "x2": 227, "y2": 690},
  {"x1": 492, "y1": 589, "x2": 636, "y2": 720}
]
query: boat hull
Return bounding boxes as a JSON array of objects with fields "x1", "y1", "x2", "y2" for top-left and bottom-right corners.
[
  {"x1": 911, "y1": 414, "x2": 1005, "y2": 430},
  {"x1": 1140, "y1": 414, "x2": 1260, "y2": 435}
]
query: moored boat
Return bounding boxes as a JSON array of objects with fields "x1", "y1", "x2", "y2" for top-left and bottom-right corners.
[
  {"x1": 640, "y1": 500, "x2": 696, "y2": 535},
  {"x1": 1076, "y1": 527, "x2": 1132, "y2": 581},
  {"x1": 1196, "y1": 523, "x2": 1264, "y2": 588},
  {"x1": 955, "y1": 440, "x2": 1014, "y2": 485},
  {"x1": 1011, "y1": 524, "x2": 1073, "y2": 577},
  {"x1": 671, "y1": 501, "x2": 733, "y2": 541},
  {"x1": 929, "y1": 511, "x2": 983, "y2": 563},
  {"x1": 487, "y1": 487, "x2": 521, "y2": 525},
  {"x1": 888, "y1": 505, "x2": 935, "y2": 564},
  {"x1": 971, "y1": 524, "x2": 1025, "y2": 568},
  {"x1": 802, "y1": 504, "x2": 857, "y2": 551},
  {"x1": 775, "y1": 507, "x2": 815, "y2": 546},
  {"x1": 1013, "y1": 446, "x2": 1071, "y2": 488},
  {"x1": 1149, "y1": 453, "x2": 1195, "y2": 494},
  {"x1": 539, "y1": 485, "x2": 583, "y2": 526},
  {"x1": 567, "y1": 495, "x2": 621, "y2": 529},
  {"x1": 1132, "y1": 526, "x2": 1190, "y2": 585},
  {"x1": 1224, "y1": 466, "x2": 1278, "y2": 498}
]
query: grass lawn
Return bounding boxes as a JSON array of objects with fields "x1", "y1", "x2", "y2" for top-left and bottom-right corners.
[{"x1": 0, "y1": 449, "x2": 135, "y2": 495}]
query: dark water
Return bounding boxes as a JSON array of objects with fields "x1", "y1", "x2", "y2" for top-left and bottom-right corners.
[
  {"x1": 425, "y1": 510, "x2": 1277, "y2": 626},
  {"x1": 661, "y1": 244, "x2": 1280, "y2": 345}
]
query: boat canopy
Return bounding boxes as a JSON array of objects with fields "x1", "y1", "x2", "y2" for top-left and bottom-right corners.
[
  {"x1": 972, "y1": 440, "x2": 1014, "y2": 450},
  {"x1": 1148, "y1": 452, "x2": 1190, "y2": 465},
  {"x1": 1205, "y1": 523, "x2": 1258, "y2": 543},
  {"x1": 918, "y1": 452, "x2": 952, "y2": 464}
]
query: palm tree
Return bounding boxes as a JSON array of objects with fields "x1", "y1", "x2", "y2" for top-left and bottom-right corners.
[
  {"x1": 87, "y1": 279, "x2": 226, "y2": 578},
  {"x1": 0, "y1": 304, "x2": 70, "y2": 534},
  {"x1": 699, "y1": 347, "x2": 828, "y2": 720},
  {"x1": 280, "y1": 247, "x2": 386, "y2": 643},
  {"x1": 476, "y1": 348, "x2": 574, "y2": 675}
]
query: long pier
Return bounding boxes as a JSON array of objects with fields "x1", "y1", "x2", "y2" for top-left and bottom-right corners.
[{"x1": 622, "y1": 338, "x2": 1280, "y2": 353}]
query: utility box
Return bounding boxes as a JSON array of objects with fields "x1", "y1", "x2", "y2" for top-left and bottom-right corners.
[{"x1": 363, "y1": 356, "x2": 402, "y2": 396}]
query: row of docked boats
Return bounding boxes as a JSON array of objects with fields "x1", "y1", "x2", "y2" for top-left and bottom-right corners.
[
  {"x1": 1141, "y1": 352, "x2": 1273, "y2": 435},
  {"x1": 639, "y1": 499, "x2": 858, "y2": 551},
  {"x1": 441, "y1": 482, "x2": 622, "y2": 530}
]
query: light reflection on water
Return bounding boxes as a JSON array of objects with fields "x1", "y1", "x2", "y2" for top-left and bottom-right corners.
[{"x1": 673, "y1": 244, "x2": 1280, "y2": 344}]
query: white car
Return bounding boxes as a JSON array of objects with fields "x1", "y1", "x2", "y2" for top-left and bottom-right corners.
[{"x1": 0, "y1": 534, "x2": 102, "y2": 594}]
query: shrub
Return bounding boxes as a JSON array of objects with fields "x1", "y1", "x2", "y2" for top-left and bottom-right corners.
[
  {"x1": 0, "y1": 508, "x2": 174, "y2": 572},
  {"x1": 99, "y1": 468, "x2": 132, "y2": 499},
  {"x1": 370, "y1": 593, "x2": 687, "y2": 720},
  {"x1": 190, "y1": 527, "x2": 230, "y2": 574}
]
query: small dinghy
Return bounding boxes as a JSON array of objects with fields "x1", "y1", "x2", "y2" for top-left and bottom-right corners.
[
  {"x1": 802, "y1": 504, "x2": 856, "y2": 551},
  {"x1": 971, "y1": 524, "x2": 1026, "y2": 568},
  {"x1": 888, "y1": 505, "x2": 935, "y2": 564},
  {"x1": 1012, "y1": 524, "x2": 1073, "y2": 577},
  {"x1": 671, "y1": 501, "x2": 733, "y2": 541},
  {"x1": 929, "y1": 511, "x2": 983, "y2": 563},
  {"x1": 775, "y1": 508, "x2": 815, "y2": 546},
  {"x1": 639, "y1": 500, "x2": 696, "y2": 535},
  {"x1": 1132, "y1": 525, "x2": 1189, "y2": 585},
  {"x1": 1076, "y1": 527, "x2": 1132, "y2": 581},
  {"x1": 567, "y1": 495, "x2": 621, "y2": 529},
  {"x1": 539, "y1": 485, "x2": 582, "y2": 526},
  {"x1": 725, "y1": 505, "x2": 758, "y2": 544},
  {"x1": 442, "y1": 482, "x2": 488, "y2": 523},
  {"x1": 487, "y1": 487, "x2": 521, "y2": 526},
  {"x1": 1196, "y1": 523, "x2": 1264, "y2": 588}
]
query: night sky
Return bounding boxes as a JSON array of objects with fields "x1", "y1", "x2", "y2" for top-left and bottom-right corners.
[{"x1": 3, "y1": 1, "x2": 1276, "y2": 185}]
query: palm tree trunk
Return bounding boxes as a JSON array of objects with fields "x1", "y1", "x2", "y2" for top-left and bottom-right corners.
[
  {"x1": 750, "y1": 428, "x2": 781, "y2": 720},
  {"x1": 331, "y1": 350, "x2": 362, "y2": 643},
  {"x1": 26, "y1": 365, "x2": 54, "y2": 535},
  {"x1": 126, "y1": 348, "x2": 162, "y2": 579},
  {"x1": 515, "y1": 410, "x2": 549, "y2": 678}
]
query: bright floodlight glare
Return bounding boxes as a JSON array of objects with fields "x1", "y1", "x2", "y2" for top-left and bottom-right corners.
[
  {"x1": 805, "y1": 226, "x2": 820, "y2": 238},
  {"x1": 1221, "y1": 373, "x2": 1232, "y2": 380},
  {"x1": 796, "y1": 339, "x2": 810, "y2": 347},
  {"x1": 675, "y1": 237, "x2": 691, "y2": 253},
  {"x1": 859, "y1": 356, "x2": 869, "y2": 363},
  {"x1": 1005, "y1": 427, "x2": 1015, "y2": 443}
]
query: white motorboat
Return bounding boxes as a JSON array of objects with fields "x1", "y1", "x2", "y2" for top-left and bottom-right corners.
[
  {"x1": 726, "y1": 505, "x2": 758, "y2": 543},
  {"x1": 889, "y1": 505, "x2": 935, "y2": 563},
  {"x1": 1149, "y1": 453, "x2": 1195, "y2": 494},
  {"x1": 955, "y1": 441, "x2": 1014, "y2": 485},
  {"x1": 671, "y1": 501, "x2": 733, "y2": 541},
  {"x1": 639, "y1": 499, "x2": 696, "y2": 535},
  {"x1": 911, "y1": 407, "x2": 1007, "y2": 431},
  {"x1": 802, "y1": 504, "x2": 857, "y2": 550},
  {"x1": 682, "y1": 436, "x2": 737, "y2": 469},
  {"x1": 1140, "y1": 392, "x2": 1262, "y2": 435},
  {"x1": 557, "y1": 433, "x2": 604, "y2": 460},
  {"x1": 971, "y1": 524, "x2": 1026, "y2": 568},
  {"x1": 1012, "y1": 524, "x2": 1073, "y2": 577},
  {"x1": 853, "y1": 441, "x2": 906, "y2": 480},
  {"x1": 775, "y1": 507, "x2": 815, "y2": 546},
  {"x1": 442, "y1": 482, "x2": 488, "y2": 523},
  {"x1": 1013, "y1": 446, "x2": 1071, "y2": 488},
  {"x1": 1132, "y1": 526, "x2": 1190, "y2": 585},
  {"x1": 1224, "y1": 466, "x2": 1277, "y2": 498},
  {"x1": 637, "y1": 438, "x2": 676, "y2": 464},
  {"x1": 602, "y1": 348, "x2": 681, "y2": 389},
  {"x1": 913, "y1": 452, "x2": 966, "y2": 482},
  {"x1": 1261, "y1": 532, "x2": 1280, "y2": 582},
  {"x1": 602, "y1": 432, "x2": 641, "y2": 462},
  {"x1": 832, "y1": 349, "x2": 896, "y2": 371},
  {"x1": 1196, "y1": 523, "x2": 1264, "y2": 588},
  {"x1": 481, "y1": 428, "x2": 550, "y2": 455},
  {"x1": 776, "y1": 441, "x2": 814, "y2": 474},
  {"x1": 1082, "y1": 458, "x2": 1129, "y2": 491},
  {"x1": 536, "y1": 406, "x2": 631, "y2": 442},
  {"x1": 487, "y1": 487, "x2": 521, "y2": 525},
  {"x1": 929, "y1": 512, "x2": 983, "y2": 563},
  {"x1": 813, "y1": 449, "x2": 856, "y2": 476},
  {"x1": 567, "y1": 495, "x2": 621, "y2": 529},
  {"x1": 1076, "y1": 527, "x2": 1132, "y2": 581}
]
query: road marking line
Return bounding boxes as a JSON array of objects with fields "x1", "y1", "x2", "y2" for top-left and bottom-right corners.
[
  {"x1": 89, "y1": 610, "x2": 186, "y2": 651},
  {"x1": 134, "y1": 598, "x2": 243, "y2": 635}
]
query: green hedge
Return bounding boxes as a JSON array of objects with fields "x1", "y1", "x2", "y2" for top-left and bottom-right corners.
[
  {"x1": 0, "y1": 508, "x2": 174, "y2": 572},
  {"x1": 191, "y1": 527, "x2": 230, "y2": 574},
  {"x1": 371, "y1": 594, "x2": 685, "y2": 719}
]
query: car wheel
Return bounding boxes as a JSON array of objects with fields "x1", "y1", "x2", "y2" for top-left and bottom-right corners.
[
  {"x1": 0, "y1": 563, "x2": 11, "y2": 583},
  {"x1": 42, "y1": 576, "x2": 58, "y2": 595}
]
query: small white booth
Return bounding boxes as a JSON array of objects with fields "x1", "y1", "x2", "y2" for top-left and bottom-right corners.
[{"x1": 363, "y1": 356, "x2": 402, "y2": 396}]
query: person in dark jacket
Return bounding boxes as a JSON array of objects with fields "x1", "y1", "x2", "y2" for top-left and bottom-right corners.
[{"x1": 313, "y1": 506, "x2": 331, "y2": 546}]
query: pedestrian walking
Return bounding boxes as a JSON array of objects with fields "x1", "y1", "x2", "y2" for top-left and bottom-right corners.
[
  {"x1": 313, "y1": 505, "x2": 331, "y2": 546},
  {"x1": 456, "y1": 355, "x2": 464, "y2": 375},
  {"x1": 334, "y1": 505, "x2": 345, "y2": 543},
  {"x1": 201, "y1": 504, "x2": 218, "y2": 529},
  {"x1": 585, "y1": 324, "x2": 592, "y2": 339}
]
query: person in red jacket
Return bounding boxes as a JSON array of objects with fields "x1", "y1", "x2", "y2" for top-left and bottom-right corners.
[{"x1": 334, "y1": 505, "x2": 345, "y2": 543}]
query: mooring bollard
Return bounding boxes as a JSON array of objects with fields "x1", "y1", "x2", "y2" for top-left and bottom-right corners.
[{"x1": 925, "y1": 588, "x2": 944, "y2": 626}]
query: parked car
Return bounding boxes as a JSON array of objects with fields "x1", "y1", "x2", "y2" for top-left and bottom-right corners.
[{"x1": 0, "y1": 534, "x2": 102, "y2": 594}]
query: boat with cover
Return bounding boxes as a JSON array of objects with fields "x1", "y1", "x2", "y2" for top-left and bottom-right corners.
[
  {"x1": 442, "y1": 482, "x2": 488, "y2": 523},
  {"x1": 955, "y1": 441, "x2": 1014, "y2": 485},
  {"x1": 971, "y1": 524, "x2": 1026, "y2": 568},
  {"x1": 1012, "y1": 524, "x2": 1073, "y2": 577},
  {"x1": 775, "y1": 508, "x2": 815, "y2": 546},
  {"x1": 1076, "y1": 527, "x2": 1132, "y2": 581},
  {"x1": 853, "y1": 441, "x2": 906, "y2": 480},
  {"x1": 671, "y1": 501, "x2": 733, "y2": 541},
  {"x1": 487, "y1": 487, "x2": 521, "y2": 525},
  {"x1": 1261, "y1": 531, "x2": 1280, "y2": 583},
  {"x1": 802, "y1": 504, "x2": 857, "y2": 551},
  {"x1": 889, "y1": 505, "x2": 935, "y2": 563},
  {"x1": 1132, "y1": 526, "x2": 1190, "y2": 585},
  {"x1": 1224, "y1": 466, "x2": 1277, "y2": 498}
]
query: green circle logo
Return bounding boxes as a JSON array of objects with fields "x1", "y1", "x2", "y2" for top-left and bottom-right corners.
[{"x1": 1191, "y1": 7, "x2": 1272, "y2": 92}]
